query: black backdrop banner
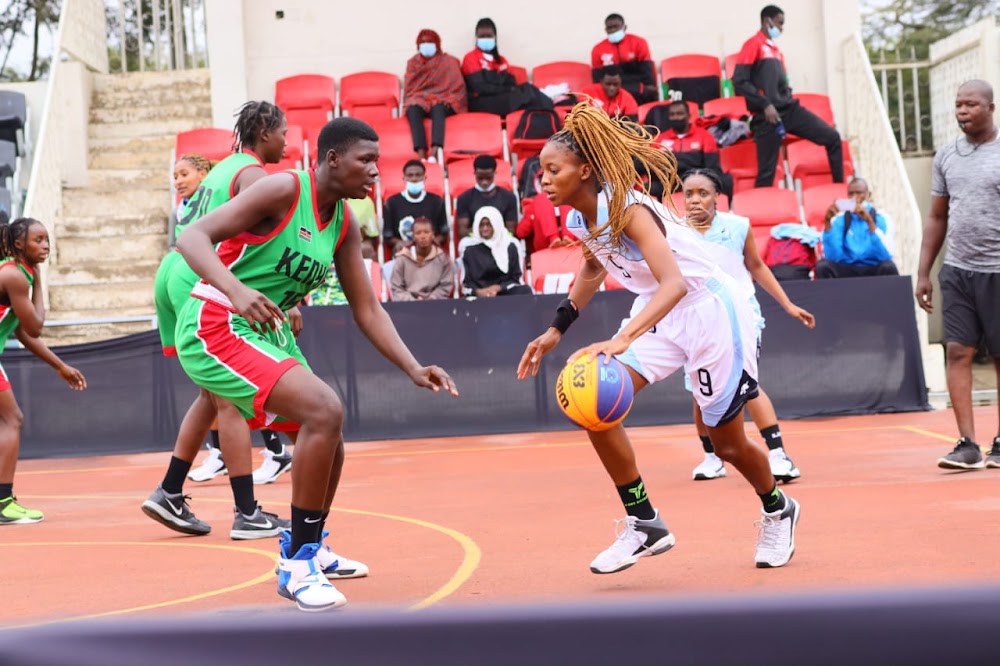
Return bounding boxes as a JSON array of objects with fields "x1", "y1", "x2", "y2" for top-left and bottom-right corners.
[{"x1": 10, "y1": 276, "x2": 928, "y2": 459}]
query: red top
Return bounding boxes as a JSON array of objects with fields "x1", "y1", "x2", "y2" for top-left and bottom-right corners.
[
  {"x1": 461, "y1": 49, "x2": 510, "y2": 76},
  {"x1": 590, "y1": 34, "x2": 652, "y2": 69},
  {"x1": 580, "y1": 83, "x2": 639, "y2": 117},
  {"x1": 516, "y1": 194, "x2": 574, "y2": 254},
  {"x1": 653, "y1": 124, "x2": 718, "y2": 154}
]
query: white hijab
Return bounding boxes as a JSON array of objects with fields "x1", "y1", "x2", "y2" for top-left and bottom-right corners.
[{"x1": 471, "y1": 206, "x2": 512, "y2": 274}]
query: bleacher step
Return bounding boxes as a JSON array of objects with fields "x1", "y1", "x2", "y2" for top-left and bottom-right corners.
[
  {"x1": 85, "y1": 168, "x2": 168, "y2": 191},
  {"x1": 50, "y1": 259, "x2": 163, "y2": 286},
  {"x1": 49, "y1": 280, "x2": 156, "y2": 312},
  {"x1": 56, "y1": 212, "x2": 167, "y2": 238},
  {"x1": 88, "y1": 118, "x2": 212, "y2": 142},
  {"x1": 91, "y1": 69, "x2": 211, "y2": 94},
  {"x1": 55, "y1": 232, "x2": 166, "y2": 266},
  {"x1": 90, "y1": 103, "x2": 213, "y2": 125},
  {"x1": 62, "y1": 188, "x2": 171, "y2": 218},
  {"x1": 42, "y1": 319, "x2": 156, "y2": 346}
]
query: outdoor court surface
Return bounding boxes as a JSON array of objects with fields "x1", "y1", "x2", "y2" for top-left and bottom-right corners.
[{"x1": 3, "y1": 405, "x2": 998, "y2": 629}]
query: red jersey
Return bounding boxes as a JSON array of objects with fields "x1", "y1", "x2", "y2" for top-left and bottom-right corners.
[
  {"x1": 654, "y1": 125, "x2": 718, "y2": 154},
  {"x1": 515, "y1": 194, "x2": 573, "y2": 254},
  {"x1": 461, "y1": 49, "x2": 510, "y2": 76},
  {"x1": 590, "y1": 34, "x2": 652, "y2": 68},
  {"x1": 581, "y1": 83, "x2": 639, "y2": 117},
  {"x1": 733, "y1": 31, "x2": 792, "y2": 111}
]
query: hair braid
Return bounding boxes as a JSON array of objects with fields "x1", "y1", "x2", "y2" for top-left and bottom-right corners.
[
  {"x1": 177, "y1": 153, "x2": 213, "y2": 173},
  {"x1": 0, "y1": 217, "x2": 39, "y2": 260},
  {"x1": 554, "y1": 102, "x2": 679, "y2": 249},
  {"x1": 232, "y1": 101, "x2": 285, "y2": 152}
]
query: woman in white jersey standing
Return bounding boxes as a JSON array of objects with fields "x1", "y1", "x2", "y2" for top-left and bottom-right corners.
[
  {"x1": 517, "y1": 103, "x2": 801, "y2": 572},
  {"x1": 681, "y1": 169, "x2": 814, "y2": 482}
]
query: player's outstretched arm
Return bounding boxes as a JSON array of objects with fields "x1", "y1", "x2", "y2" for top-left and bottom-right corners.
[
  {"x1": 335, "y1": 214, "x2": 458, "y2": 396},
  {"x1": 742, "y1": 231, "x2": 815, "y2": 328},
  {"x1": 14, "y1": 327, "x2": 86, "y2": 390}
]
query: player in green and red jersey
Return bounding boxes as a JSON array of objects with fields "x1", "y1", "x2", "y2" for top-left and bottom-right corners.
[
  {"x1": 0, "y1": 218, "x2": 87, "y2": 525},
  {"x1": 175, "y1": 117, "x2": 458, "y2": 612}
]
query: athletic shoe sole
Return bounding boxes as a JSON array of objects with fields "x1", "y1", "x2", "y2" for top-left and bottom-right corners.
[
  {"x1": 937, "y1": 459, "x2": 985, "y2": 470},
  {"x1": 986, "y1": 460, "x2": 1000, "y2": 469},
  {"x1": 0, "y1": 516, "x2": 43, "y2": 525},
  {"x1": 755, "y1": 500, "x2": 800, "y2": 569},
  {"x1": 775, "y1": 469, "x2": 801, "y2": 484},
  {"x1": 277, "y1": 584, "x2": 347, "y2": 612},
  {"x1": 231, "y1": 526, "x2": 285, "y2": 540},
  {"x1": 693, "y1": 471, "x2": 725, "y2": 480},
  {"x1": 141, "y1": 501, "x2": 211, "y2": 536},
  {"x1": 589, "y1": 533, "x2": 676, "y2": 574}
]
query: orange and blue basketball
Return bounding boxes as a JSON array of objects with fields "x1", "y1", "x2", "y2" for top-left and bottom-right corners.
[{"x1": 555, "y1": 354, "x2": 634, "y2": 431}]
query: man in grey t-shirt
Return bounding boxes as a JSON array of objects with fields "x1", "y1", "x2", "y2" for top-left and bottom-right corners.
[{"x1": 916, "y1": 79, "x2": 1000, "y2": 470}]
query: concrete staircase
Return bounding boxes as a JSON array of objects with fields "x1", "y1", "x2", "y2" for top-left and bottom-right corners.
[{"x1": 47, "y1": 69, "x2": 213, "y2": 345}]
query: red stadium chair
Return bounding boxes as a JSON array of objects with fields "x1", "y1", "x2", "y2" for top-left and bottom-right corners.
[
  {"x1": 377, "y1": 157, "x2": 445, "y2": 201},
  {"x1": 659, "y1": 54, "x2": 723, "y2": 106},
  {"x1": 446, "y1": 157, "x2": 514, "y2": 205},
  {"x1": 530, "y1": 245, "x2": 584, "y2": 294},
  {"x1": 275, "y1": 74, "x2": 336, "y2": 136},
  {"x1": 703, "y1": 96, "x2": 749, "y2": 120},
  {"x1": 371, "y1": 117, "x2": 421, "y2": 162},
  {"x1": 793, "y1": 93, "x2": 835, "y2": 125},
  {"x1": 730, "y1": 186, "x2": 801, "y2": 227},
  {"x1": 283, "y1": 124, "x2": 304, "y2": 165},
  {"x1": 724, "y1": 53, "x2": 739, "y2": 81},
  {"x1": 508, "y1": 65, "x2": 529, "y2": 85},
  {"x1": 442, "y1": 113, "x2": 505, "y2": 164},
  {"x1": 719, "y1": 140, "x2": 785, "y2": 193},
  {"x1": 339, "y1": 71, "x2": 401, "y2": 123},
  {"x1": 786, "y1": 140, "x2": 854, "y2": 190},
  {"x1": 505, "y1": 109, "x2": 560, "y2": 160},
  {"x1": 668, "y1": 191, "x2": 730, "y2": 215},
  {"x1": 532, "y1": 61, "x2": 593, "y2": 93},
  {"x1": 801, "y1": 182, "x2": 849, "y2": 229},
  {"x1": 175, "y1": 128, "x2": 233, "y2": 164},
  {"x1": 751, "y1": 225, "x2": 773, "y2": 253},
  {"x1": 263, "y1": 158, "x2": 300, "y2": 174}
]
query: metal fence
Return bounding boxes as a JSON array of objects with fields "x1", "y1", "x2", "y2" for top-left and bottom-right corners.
[
  {"x1": 106, "y1": 0, "x2": 208, "y2": 73},
  {"x1": 871, "y1": 49, "x2": 932, "y2": 156}
]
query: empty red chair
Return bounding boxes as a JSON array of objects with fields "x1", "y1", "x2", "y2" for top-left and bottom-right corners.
[
  {"x1": 751, "y1": 225, "x2": 773, "y2": 252},
  {"x1": 532, "y1": 61, "x2": 592, "y2": 93},
  {"x1": 377, "y1": 157, "x2": 445, "y2": 201},
  {"x1": 660, "y1": 54, "x2": 722, "y2": 106},
  {"x1": 275, "y1": 74, "x2": 336, "y2": 135},
  {"x1": 442, "y1": 113, "x2": 505, "y2": 164},
  {"x1": 731, "y1": 187, "x2": 801, "y2": 228},
  {"x1": 282, "y1": 125, "x2": 304, "y2": 165},
  {"x1": 530, "y1": 245, "x2": 584, "y2": 294},
  {"x1": 447, "y1": 157, "x2": 514, "y2": 204},
  {"x1": 719, "y1": 140, "x2": 784, "y2": 192},
  {"x1": 370, "y1": 117, "x2": 421, "y2": 162},
  {"x1": 175, "y1": 128, "x2": 233, "y2": 164},
  {"x1": 793, "y1": 93, "x2": 835, "y2": 125},
  {"x1": 801, "y1": 182, "x2": 849, "y2": 229},
  {"x1": 508, "y1": 65, "x2": 529, "y2": 86},
  {"x1": 703, "y1": 97, "x2": 748, "y2": 120},
  {"x1": 339, "y1": 71, "x2": 401, "y2": 123},
  {"x1": 786, "y1": 140, "x2": 854, "y2": 190}
]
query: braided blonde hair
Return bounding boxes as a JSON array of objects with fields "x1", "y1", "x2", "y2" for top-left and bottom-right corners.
[
  {"x1": 176, "y1": 153, "x2": 213, "y2": 173},
  {"x1": 549, "y1": 102, "x2": 679, "y2": 249}
]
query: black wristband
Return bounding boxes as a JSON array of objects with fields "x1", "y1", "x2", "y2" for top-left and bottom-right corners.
[{"x1": 549, "y1": 298, "x2": 579, "y2": 334}]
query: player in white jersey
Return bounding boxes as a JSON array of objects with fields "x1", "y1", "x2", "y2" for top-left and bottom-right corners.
[
  {"x1": 682, "y1": 169, "x2": 814, "y2": 483},
  {"x1": 517, "y1": 103, "x2": 800, "y2": 572}
]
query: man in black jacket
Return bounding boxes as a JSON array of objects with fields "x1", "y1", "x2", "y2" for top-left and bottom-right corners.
[{"x1": 732, "y1": 5, "x2": 843, "y2": 188}]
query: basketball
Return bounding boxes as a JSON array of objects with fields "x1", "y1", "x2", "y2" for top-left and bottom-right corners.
[{"x1": 555, "y1": 354, "x2": 634, "y2": 431}]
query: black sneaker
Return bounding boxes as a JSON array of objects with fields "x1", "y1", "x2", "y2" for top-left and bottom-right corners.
[
  {"x1": 141, "y1": 486, "x2": 211, "y2": 535},
  {"x1": 937, "y1": 438, "x2": 985, "y2": 470},
  {"x1": 986, "y1": 438, "x2": 1000, "y2": 469},
  {"x1": 230, "y1": 505, "x2": 290, "y2": 540}
]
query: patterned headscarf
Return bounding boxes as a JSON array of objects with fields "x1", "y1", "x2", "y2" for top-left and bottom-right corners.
[{"x1": 416, "y1": 29, "x2": 441, "y2": 50}]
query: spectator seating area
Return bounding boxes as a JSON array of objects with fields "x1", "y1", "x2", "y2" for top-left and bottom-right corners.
[
  {"x1": 0, "y1": 90, "x2": 29, "y2": 223},
  {"x1": 172, "y1": 53, "x2": 853, "y2": 301}
]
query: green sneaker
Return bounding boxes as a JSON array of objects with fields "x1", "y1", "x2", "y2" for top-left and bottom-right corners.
[{"x1": 0, "y1": 496, "x2": 44, "y2": 524}]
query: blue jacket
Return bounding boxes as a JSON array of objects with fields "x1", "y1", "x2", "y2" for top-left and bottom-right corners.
[{"x1": 822, "y1": 206, "x2": 892, "y2": 266}]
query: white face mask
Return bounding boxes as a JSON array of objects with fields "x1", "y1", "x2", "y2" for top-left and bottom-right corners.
[
  {"x1": 607, "y1": 28, "x2": 626, "y2": 44},
  {"x1": 475, "y1": 182, "x2": 497, "y2": 193},
  {"x1": 418, "y1": 43, "x2": 437, "y2": 58}
]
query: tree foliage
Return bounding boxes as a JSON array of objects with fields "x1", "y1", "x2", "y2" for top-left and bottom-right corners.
[
  {"x1": 862, "y1": 0, "x2": 1000, "y2": 56},
  {"x1": 0, "y1": 0, "x2": 60, "y2": 82}
]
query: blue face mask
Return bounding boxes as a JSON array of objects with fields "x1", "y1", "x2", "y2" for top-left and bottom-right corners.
[
  {"x1": 475, "y1": 182, "x2": 496, "y2": 193},
  {"x1": 476, "y1": 37, "x2": 496, "y2": 52},
  {"x1": 405, "y1": 180, "x2": 425, "y2": 196},
  {"x1": 767, "y1": 25, "x2": 781, "y2": 39},
  {"x1": 418, "y1": 43, "x2": 437, "y2": 58},
  {"x1": 607, "y1": 29, "x2": 626, "y2": 44}
]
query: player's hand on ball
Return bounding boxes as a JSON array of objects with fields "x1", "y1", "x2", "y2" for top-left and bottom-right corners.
[
  {"x1": 518, "y1": 328, "x2": 562, "y2": 379},
  {"x1": 232, "y1": 285, "x2": 285, "y2": 333},
  {"x1": 568, "y1": 336, "x2": 629, "y2": 365},
  {"x1": 410, "y1": 365, "x2": 459, "y2": 396},
  {"x1": 58, "y1": 364, "x2": 87, "y2": 391}
]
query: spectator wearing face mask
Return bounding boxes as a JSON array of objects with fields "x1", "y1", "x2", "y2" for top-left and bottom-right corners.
[
  {"x1": 590, "y1": 13, "x2": 658, "y2": 105},
  {"x1": 454, "y1": 154, "x2": 519, "y2": 239},
  {"x1": 581, "y1": 66, "x2": 639, "y2": 120},
  {"x1": 383, "y1": 159, "x2": 449, "y2": 254},
  {"x1": 733, "y1": 5, "x2": 843, "y2": 189},
  {"x1": 652, "y1": 100, "x2": 732, "y2": 199},
  {"x1": 404, "y1": 29, "x2": 467, "y2": 162},
  {"x1": 816, "y1": 177, "x2": 898, "y2": 279}
]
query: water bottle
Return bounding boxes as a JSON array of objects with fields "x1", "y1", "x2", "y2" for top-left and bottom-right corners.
[{"x1": 774, "y1": 120, "x2": 787, "y2": 138}]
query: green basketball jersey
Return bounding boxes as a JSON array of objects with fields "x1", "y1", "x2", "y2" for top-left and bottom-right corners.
[
  {"x1": 0, "y1": 258, "x2": 35, "y2": 352},
  {"x1": 192, "y1": 170, "x2": 347, "y2": 312},
  {"x1": 175, "y1": 151, "x2": 262, "y2": 237}
]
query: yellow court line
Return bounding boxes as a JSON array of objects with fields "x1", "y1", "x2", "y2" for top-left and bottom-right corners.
[
  {"x1": 0, "y1": 540, "x2": 277, "y2": 630},
  {"x1": 20, "y1": 423, "x2": 915, "y2": 477},
  {"x1": 898, "y1": 425, "x2": 958, "y2": 443}
]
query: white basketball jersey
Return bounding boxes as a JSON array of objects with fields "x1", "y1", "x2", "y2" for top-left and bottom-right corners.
[{"x1": 564, "y1": 190, "x2": 726, "y2": 307}]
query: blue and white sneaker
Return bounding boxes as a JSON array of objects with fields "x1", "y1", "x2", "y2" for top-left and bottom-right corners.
[
  {"x1": 277, "y1": 536, "x2": 347, "y2": 612},
  {"x1": 279, "y1": 529, "x2": 369, "y2": 579}
]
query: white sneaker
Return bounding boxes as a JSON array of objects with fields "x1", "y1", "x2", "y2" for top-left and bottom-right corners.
[
  {"x1": 187, "y1": 446, "x2": 227, "y2": 482},
  {"x1": 769, "y1": 447, "x2": 801, "y2": 483},
  {"x1": 692, "y1": 452, "x2": 726, "y2": 480},
  {"x1": 277, "y1": 541, "x2": 347, "y2": 612},
  {"x1": 252, "y1": 445, "x2": 293, "y2": 485},
  {"x1": 754, "y1": 496, "x2": 800, "y2": 568},
  {"x1": 317, "y1": 544, "x2": 370, "y2": 579},
  {"x1": 589, "y1": 510, "x2": 675, "y2": 574}
]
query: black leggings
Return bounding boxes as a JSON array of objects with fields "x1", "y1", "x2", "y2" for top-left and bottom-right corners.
[
  {"x1": 405, "y1": 103, "x2": 454, "y2": 151},
  {"x1": 751, "y1": 102, "x2": 843, "y2": 187}
]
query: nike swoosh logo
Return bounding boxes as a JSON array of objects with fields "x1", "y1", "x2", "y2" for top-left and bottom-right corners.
[
  {"x1": 304, "y1": 517, "x2": 322, "y2": 524},
  {"x1": 245, "y1": 520, "x2": 273, "y2": 529},
  {"x1": 164, "y1": 497, "x2": 184, "y2": 516}
]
